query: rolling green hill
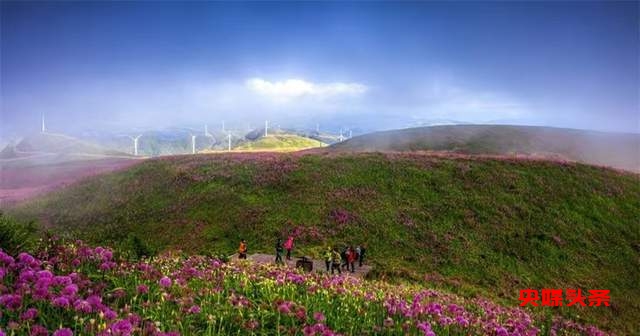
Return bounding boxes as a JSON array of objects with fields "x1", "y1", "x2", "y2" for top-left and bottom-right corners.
[
  {"x1": 233, "y1": 134, "x2": 325, "y2": 151},
  {"x1": 331, "y1": 125, "x2": 640, "y2": 172},
  {"x1": 8, "y1": 152, "x2": 640, "y2": 333}
]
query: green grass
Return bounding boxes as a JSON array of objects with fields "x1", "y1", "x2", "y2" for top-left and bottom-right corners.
[
  {"x1": 234, "y1": 134, "x2": 325, "y2": 151},
  {"x1": 9, "y1": 152, "x2": 640, "y2": 333}
]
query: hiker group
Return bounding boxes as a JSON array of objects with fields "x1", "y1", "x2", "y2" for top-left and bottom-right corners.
[
  {"x1": 323, "y1": 245, "x2": 366, "y2": 274},
  {"x1": 237, "y1": 235, "x2": 367, "y2": 274}
]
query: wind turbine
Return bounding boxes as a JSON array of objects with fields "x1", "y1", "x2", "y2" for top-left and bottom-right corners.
[
  {"x1": 128, "y1": 135, "x2": 142, "y2": 156},
  {"x1": 264, "y1": 120, "x2": 269, "y2": 137},
  {"x1": 227, "y1": 133, "x2": 232, "y2": 152},
  {"x1": 204, "y1": 124, "x2": 211, "y2": 137},
  {"x1": 41, "y1": 113, "x2": 46, "y2": 133},
  {"x1": 190, "y1": 134, "x2": 197, "y2": 154},
  {"x1": 222, "y1": 120, "x2": 226, "y2": 132},
  {"x1": 349, "y1": 129, "x2": 353, "y2": 138},
  {"x1": 338, "y1": 128, "x2": 345, "y2": 142},
  {"x1": 316, "y1": 123, "x2": 320, "y2": 133}
]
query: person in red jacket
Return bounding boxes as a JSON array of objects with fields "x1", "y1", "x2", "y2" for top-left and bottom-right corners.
[
  {"x1": 347, "y1": 246, "x2": 357, "y2": 273},
  {"x1": 284, "y1": 235, "x2": 294, "y2": 260}
]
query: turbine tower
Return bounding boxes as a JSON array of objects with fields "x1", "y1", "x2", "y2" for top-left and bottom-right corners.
[
  {"x1": 191, "y1": 134, "x2": 197, "y2": 154},
  {"x1": 349, "y1": 129, "x2": 353, "y2": 138},
  {"x1": 222, "y1": 120, "x2": 225, "y2": 132},
  {"x1": 264, "y1": 120, "x2": 269, "y2": 137},
  {"x1": 41, "y1": 113, "x2": 46, "y2": 133},
  {"x1": 338, "y1": 128, "x2": 345, "y2": 142},
  {"x1": 316, "y1": 123, "x2": 320, "y2": 133},
  {"x1": 128, "y1": 135, "x2": 142, "y2": 156},
  {"x1": 204, "y1": 124, "x2": 211, "y2": 137},
  {"x1": 227, "y1": 133, "x2": 232, "y2": 152}
]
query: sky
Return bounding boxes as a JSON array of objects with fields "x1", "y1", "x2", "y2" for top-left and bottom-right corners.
[{"x1": 1, "y1": 1, "x2": 638, "y2": 137}]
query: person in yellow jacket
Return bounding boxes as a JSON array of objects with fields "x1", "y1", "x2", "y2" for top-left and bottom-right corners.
[
  {"x1": 331, "y1": 249, "x2": 342, "y2": 274},
  {"x1": 238, "y1": 239, "x2": 247, "y2": 259},
  {"x1": 323, "y1": 246, "x2": 333, "y2": 272}
]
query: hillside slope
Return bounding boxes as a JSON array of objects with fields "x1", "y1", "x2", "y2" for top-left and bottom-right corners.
[
  {"x1": 9, "y1": 152, "x2": 640, "y2": 333},
  {"x1": 330, "y1": 125, "x2": 640, "y2": 172}
]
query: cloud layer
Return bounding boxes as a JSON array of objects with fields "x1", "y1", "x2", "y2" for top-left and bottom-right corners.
[{"x1": 246, "y1": 78, "x2": 367, "y2": 101}]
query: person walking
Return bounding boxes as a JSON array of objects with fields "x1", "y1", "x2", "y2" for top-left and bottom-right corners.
[
  {"x1": 340, "y1": 246, "x2": 348, "y2": 270},
  {"x1": 359, "y1": 245, "x2": 366, "y2": 267},
  {"x1": 238, "y1": 239, "x2": 247, "y2": 259},
  {"x1": 284, "y1": 235, "x2": 294, "y2": 260},
  {"x1": 331, "y1": 249, "x2": 342, "y2": 274},
  {"x1": 347, "y1": 246, "x2": 357, "y2": 273},
  {"x1": 355, "y1": 246, "x2": 362, "y2": 266},
  {"x1": 323, "y1": 246, "x2": 333, "y2": 272},
  {"x1": 275, "y1": 238, "x2": 284, "y2": 264}
]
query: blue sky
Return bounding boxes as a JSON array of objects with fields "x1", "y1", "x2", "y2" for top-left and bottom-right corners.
[{"x1": 1, "y1": 1, "x2": 638, "y2": 135}]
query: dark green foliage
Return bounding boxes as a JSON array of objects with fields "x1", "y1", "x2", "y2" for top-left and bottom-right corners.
[
  {"x1": 126, "y1": 234, "x2": 155, "y2": 259},
  {"x1": 0, "y1": 212, "x2": 38, "y2": 255}
]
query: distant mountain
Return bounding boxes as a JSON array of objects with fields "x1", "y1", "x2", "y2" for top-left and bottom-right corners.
[
  {"x1": 330, "y1": 125, "x2": 640, "y2": 172},
  {"x1": 0, "y1": 132, "x2": 130, "y2": 159}
]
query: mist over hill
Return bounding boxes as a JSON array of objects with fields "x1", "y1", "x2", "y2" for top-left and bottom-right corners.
[
  {"x1": 331, "y1": 125, "x2": 640, "y2": 172},
  {"x1": 0, "y1": 132, "x2": 130, "y2": 159}
]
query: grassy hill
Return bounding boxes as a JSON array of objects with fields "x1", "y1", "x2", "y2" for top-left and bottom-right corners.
[
  {"x1": 8, "y1": 152, "x2": 640, "y2": 333},
  {"x1": 331, "y1": 125, "x2": 640, "y2": 172},
  {"x1": 233, "y1": 134, "x2": 325, "y2": 152}
]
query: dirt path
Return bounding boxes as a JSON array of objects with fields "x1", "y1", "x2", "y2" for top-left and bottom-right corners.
[{"x1": 231, "y1": 253, "x2": 372, "y2": 278}]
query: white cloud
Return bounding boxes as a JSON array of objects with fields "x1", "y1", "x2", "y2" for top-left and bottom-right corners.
[{"x1": 245, "y1": 78, "x2": 367, "y2": 100}]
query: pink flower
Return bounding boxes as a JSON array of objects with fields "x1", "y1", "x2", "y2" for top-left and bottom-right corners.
[
  {"x1": 313, "y1": 312, "x2": 326, "y2": 322},
  {"x1": 187, "y1": 305, "x2": 201, "y2": 314},
  {"x1": 277, "y1": 301, "x2": 293, "y2": 314},
  {"x1": 159, "y1": 276, "x2": 172, "y2": 288}
]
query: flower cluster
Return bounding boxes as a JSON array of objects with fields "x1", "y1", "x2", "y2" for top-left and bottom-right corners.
[{"x1": 0, "y1": 239, "x2": 610, "y2": 335}]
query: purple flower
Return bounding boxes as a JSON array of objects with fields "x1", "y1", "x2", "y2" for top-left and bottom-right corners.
[
  {"x1": 136, "y1": 284, "x2": 149, "y2": 294},
  {"x1": 188, "y1": 305, "x2": 201, "y2": 314},
  {"x1": 110, "y1": 319, "x2": 133, "y2": 336},
  {"x1": 53, "y1": 328, "x2": 73, "y2": 336},
  {"x1": 18, "y1": 252, "x2": 36, "y2": 265},
  {"x1": 62, "y1": 284, "x2": 79, "y2": 296},
  {"x1": 74, "y1": 299, "x2": 93, "y2": 313},
  {"x1": 29, "y1": 324, "x2": 48, "y2": 336},
  {"x1": 36, "y1": 270, "x2": 53, "y2": 279},
  {"x1": 21, "y1": 308, "x2": 38, "y2": 320},
  {"x1": 102, "y1": 307, "x2": 117, "y2": 320},
  {"x1": 0, "y1": 294, "x2": 22, "y2": 310},
  {"x1": 52, "y1": 296, "x2": 70, "y2": 308},
  {"x1": 313, "y1": 312, "x2": 326, "y2": 322},
  {"x1": 53, "y1": 275, "x2": 72, "y2": 286},
  {"x1": 496, "y1": 327, "x2": 509, "y2": 336},
  {"x1": 159, "y1": 276, "x2": 172, "y2": 288}
]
